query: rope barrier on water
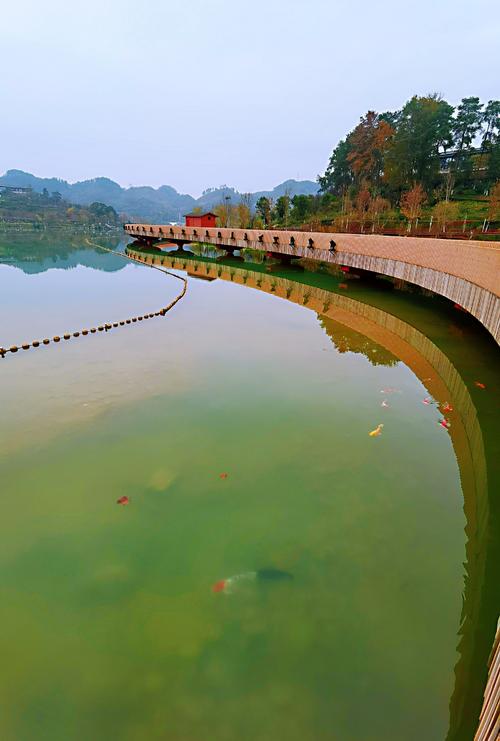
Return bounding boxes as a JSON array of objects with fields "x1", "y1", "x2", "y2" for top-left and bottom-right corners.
[{"x1": 0, "y1": 242, "x2": 188, "y2": 360}]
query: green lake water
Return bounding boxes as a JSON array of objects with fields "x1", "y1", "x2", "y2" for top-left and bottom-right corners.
[{"x1": 0, "y1": 231, "x2": 498, "y2": 741}]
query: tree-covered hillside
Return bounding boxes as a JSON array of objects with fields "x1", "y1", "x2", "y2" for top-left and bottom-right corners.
[
  {"x1": 0, "y1": 187, "x2": 120, "y2": 230},
  {"x1": 0, "y1": 171, "x2": 319, "y2": 223},
  {"x1": 319, "y1": 95, "x2": 499, "y2": 197}
]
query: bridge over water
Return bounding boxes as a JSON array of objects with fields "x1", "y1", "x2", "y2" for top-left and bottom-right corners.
[{"x1": 124, "y1": 224, "x2": 500, "y2": 344}]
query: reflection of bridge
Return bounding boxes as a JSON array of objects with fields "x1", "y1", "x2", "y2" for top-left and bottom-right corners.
[
  {"x1": 128, "y1": 244, "x2": 497, "y2": 741},
  {"x1": 124, "y1": 224, "x2": 500, "y2": 344}
]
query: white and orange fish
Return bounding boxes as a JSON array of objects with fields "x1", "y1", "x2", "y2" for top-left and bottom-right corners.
[
  {"x1": 213, "y1": 569, "x2": 293, "y2": 594},
  {"x1": 439, "y1": 418, "x2": 451, "y2": 430},
  {"x1": 381, "y1": 400, "x2": 390, "y2": 408}
]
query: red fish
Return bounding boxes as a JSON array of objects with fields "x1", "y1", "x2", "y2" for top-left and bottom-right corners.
[
  {"x1": 212, "y1": 579, "x2": 227, "y2": 593},
  {"x1": 339, "y1": 283, "x2": 349, "y2": 289},
  {"x1": 442, "y1": 402, "x2": 453, "y2": 413},
  {"x1": 439, "y1": 418, "x2": 451, "y2": 429},
  {"x1": 219, "y1": 473, "x2": 228, "y2": 480},
  {"x1": 117, "y1": 496, "x2": 129, "y2": 505},
  {"x1": 422, "y1": 397, "x2": 432, "y2": 405},
  {"x1": 474, "y1": 381, "x2": 486, "y2": 389},
  {"x1": 340, "y1": 266, "x2": 350, "y2": 273}
]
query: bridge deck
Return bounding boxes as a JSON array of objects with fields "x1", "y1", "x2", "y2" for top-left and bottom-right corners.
[{"x1": 124, "y1": 224, "x2": 500, "y2": 344}]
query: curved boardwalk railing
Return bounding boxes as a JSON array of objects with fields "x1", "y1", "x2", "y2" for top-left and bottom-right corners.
[
  {"x1": 124, "y1": 224, "x2": 500, "y2": 344},
  {"x1": 474, "y1": 619, "x2": 500, "y2": 740}
]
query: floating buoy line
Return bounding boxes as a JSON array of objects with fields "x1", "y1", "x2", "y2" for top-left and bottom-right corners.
[{"x1": 0, "y1": 242, "x2": 188, "y2": 360}]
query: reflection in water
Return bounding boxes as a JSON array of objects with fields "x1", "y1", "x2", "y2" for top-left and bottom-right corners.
[
  {"x1": 0, "y1": 233, "x2": 498, "y2": 740},
  {"x1": 0, "y1": 231, "x2": 125, "y2": 273},
  {"x1": 319, "y1": 317, "x2": 398, "y2": 366},
  {"x1": 130, "y1": 245, "x2": 498, "y2": 741}
]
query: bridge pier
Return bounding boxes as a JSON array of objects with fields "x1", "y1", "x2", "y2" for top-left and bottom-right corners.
[
  {"x1": 168, "y1": 241, "x2": 192, "y2": 252},
  {"x1": 265, "y1": 251, "x2": 303, "y2": 271},
  {"x1": 135, "y1": 236, "x2": 158, "y2": 249},
  {"x1": 221, "y1": 245, "x2": 237, "y2": 256}
]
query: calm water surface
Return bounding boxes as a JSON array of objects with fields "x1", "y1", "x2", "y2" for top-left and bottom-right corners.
[{"x1": 0, "y1": 231, "x2": 498, "y2": 741}]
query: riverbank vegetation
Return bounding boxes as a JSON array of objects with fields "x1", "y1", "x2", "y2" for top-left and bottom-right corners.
[
  {"x1": 215, "y1": 95, "x2": 500, "y2": 238},
  {"x1": 0, "y1": 187, "x2": 121, "y2": 232}
]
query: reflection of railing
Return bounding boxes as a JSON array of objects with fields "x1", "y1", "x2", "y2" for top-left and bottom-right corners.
[{"x1": 128, "y1": 245, "x2": 492, "y2": 739}]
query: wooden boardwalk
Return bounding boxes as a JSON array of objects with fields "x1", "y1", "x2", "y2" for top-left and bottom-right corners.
[
  {"x1": 475, "y1": 619, "x2": 500, "y2": 740},
  {"x1": 124, "y1": 224, "x2": 500, "y2": 344}
]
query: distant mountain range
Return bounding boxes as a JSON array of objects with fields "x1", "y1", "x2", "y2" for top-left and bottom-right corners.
[{"x1": 0, "y1": 170, "x2": 319, "y2": 222}]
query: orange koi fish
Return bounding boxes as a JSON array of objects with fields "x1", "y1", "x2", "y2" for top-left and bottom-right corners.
[
  {"x1": 474, "y1": 381, "x2": 486, "y2": 389},
  {"x1": 369, "y1": 424, "x2": 384, "y2": 437},
  {"x1": 219, "y1": 472, "x2": 228, "y2": 480},
  {"x1": 441, "y1": 402, "x2": 453, "y2": 413},
  {"x1": 117, "y1": 496, "x2": 129, "y2": 505},
  {"x1": 339, "y1": 283, "x2": 349, "y2": 290}
]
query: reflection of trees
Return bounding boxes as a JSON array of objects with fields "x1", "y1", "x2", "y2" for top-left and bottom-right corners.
[
  {"x1": 0, "y1": 232, "x2": 124, "y2": 273},
  {"x1": 319, "y1": 315, "x2": 399, "y2": 366}
]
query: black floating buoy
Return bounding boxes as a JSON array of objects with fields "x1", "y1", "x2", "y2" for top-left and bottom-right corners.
[
  {"x1": 91, "y1": 328, "x2": 97, "y2": 333},
  {"x1": 132, "y1": 318, "x2": 137, "y2": 323},
  {"x1": 113, "y1": 322, "x2": 118, "y2": 328},
  {"x1": 138, "y1": 316, "x2": 143, "y2": 321},
  {"x1": 53, "y1": 336, "x2": 61, "y2": 343},
  {"x1": 82, "y1": 330, "x2": 89, "y2": 335},
  {"x1": 22, "y1": 344, "x2": 30, "y2": 350},
  {"x1": 105, "y1": 324, "x2": 112, "y2": 330},
  {"x1": 43, "y1": 339, "x2": 50, "y2": 345},
  {"x1": 63, "y1": 334, "x2": 70, "y2": 340},
  {"x1": 98, "y1": 326, "x2": 104, "y2": 332},
  {"x1": 126, "y1": 319, "x2": 131, "y2": 324},
  {"x1": 32, "y1": 341, "x2": 40, "y2": 347},
  {"x1": 119, "y1": 321, "x2": 125, "y2": 326},
  {"x1": 10, "y1": 346, "x2": 18, "y2": 353},
  {"x1": 73, "y1": 332, "x2": 80, "y2": 337}
]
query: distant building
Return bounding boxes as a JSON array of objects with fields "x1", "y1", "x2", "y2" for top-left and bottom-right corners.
[
  {"x1": 184, "y1": 212, "x2": 217, "y2": 228},
  {"x1": 0, "y1": 185, "x2": 32, "y2": 195}
]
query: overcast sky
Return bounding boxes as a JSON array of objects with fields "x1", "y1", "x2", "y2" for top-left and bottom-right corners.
[{"x1": 1, "y1": 0, "x2": 498, "y2": 195}]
